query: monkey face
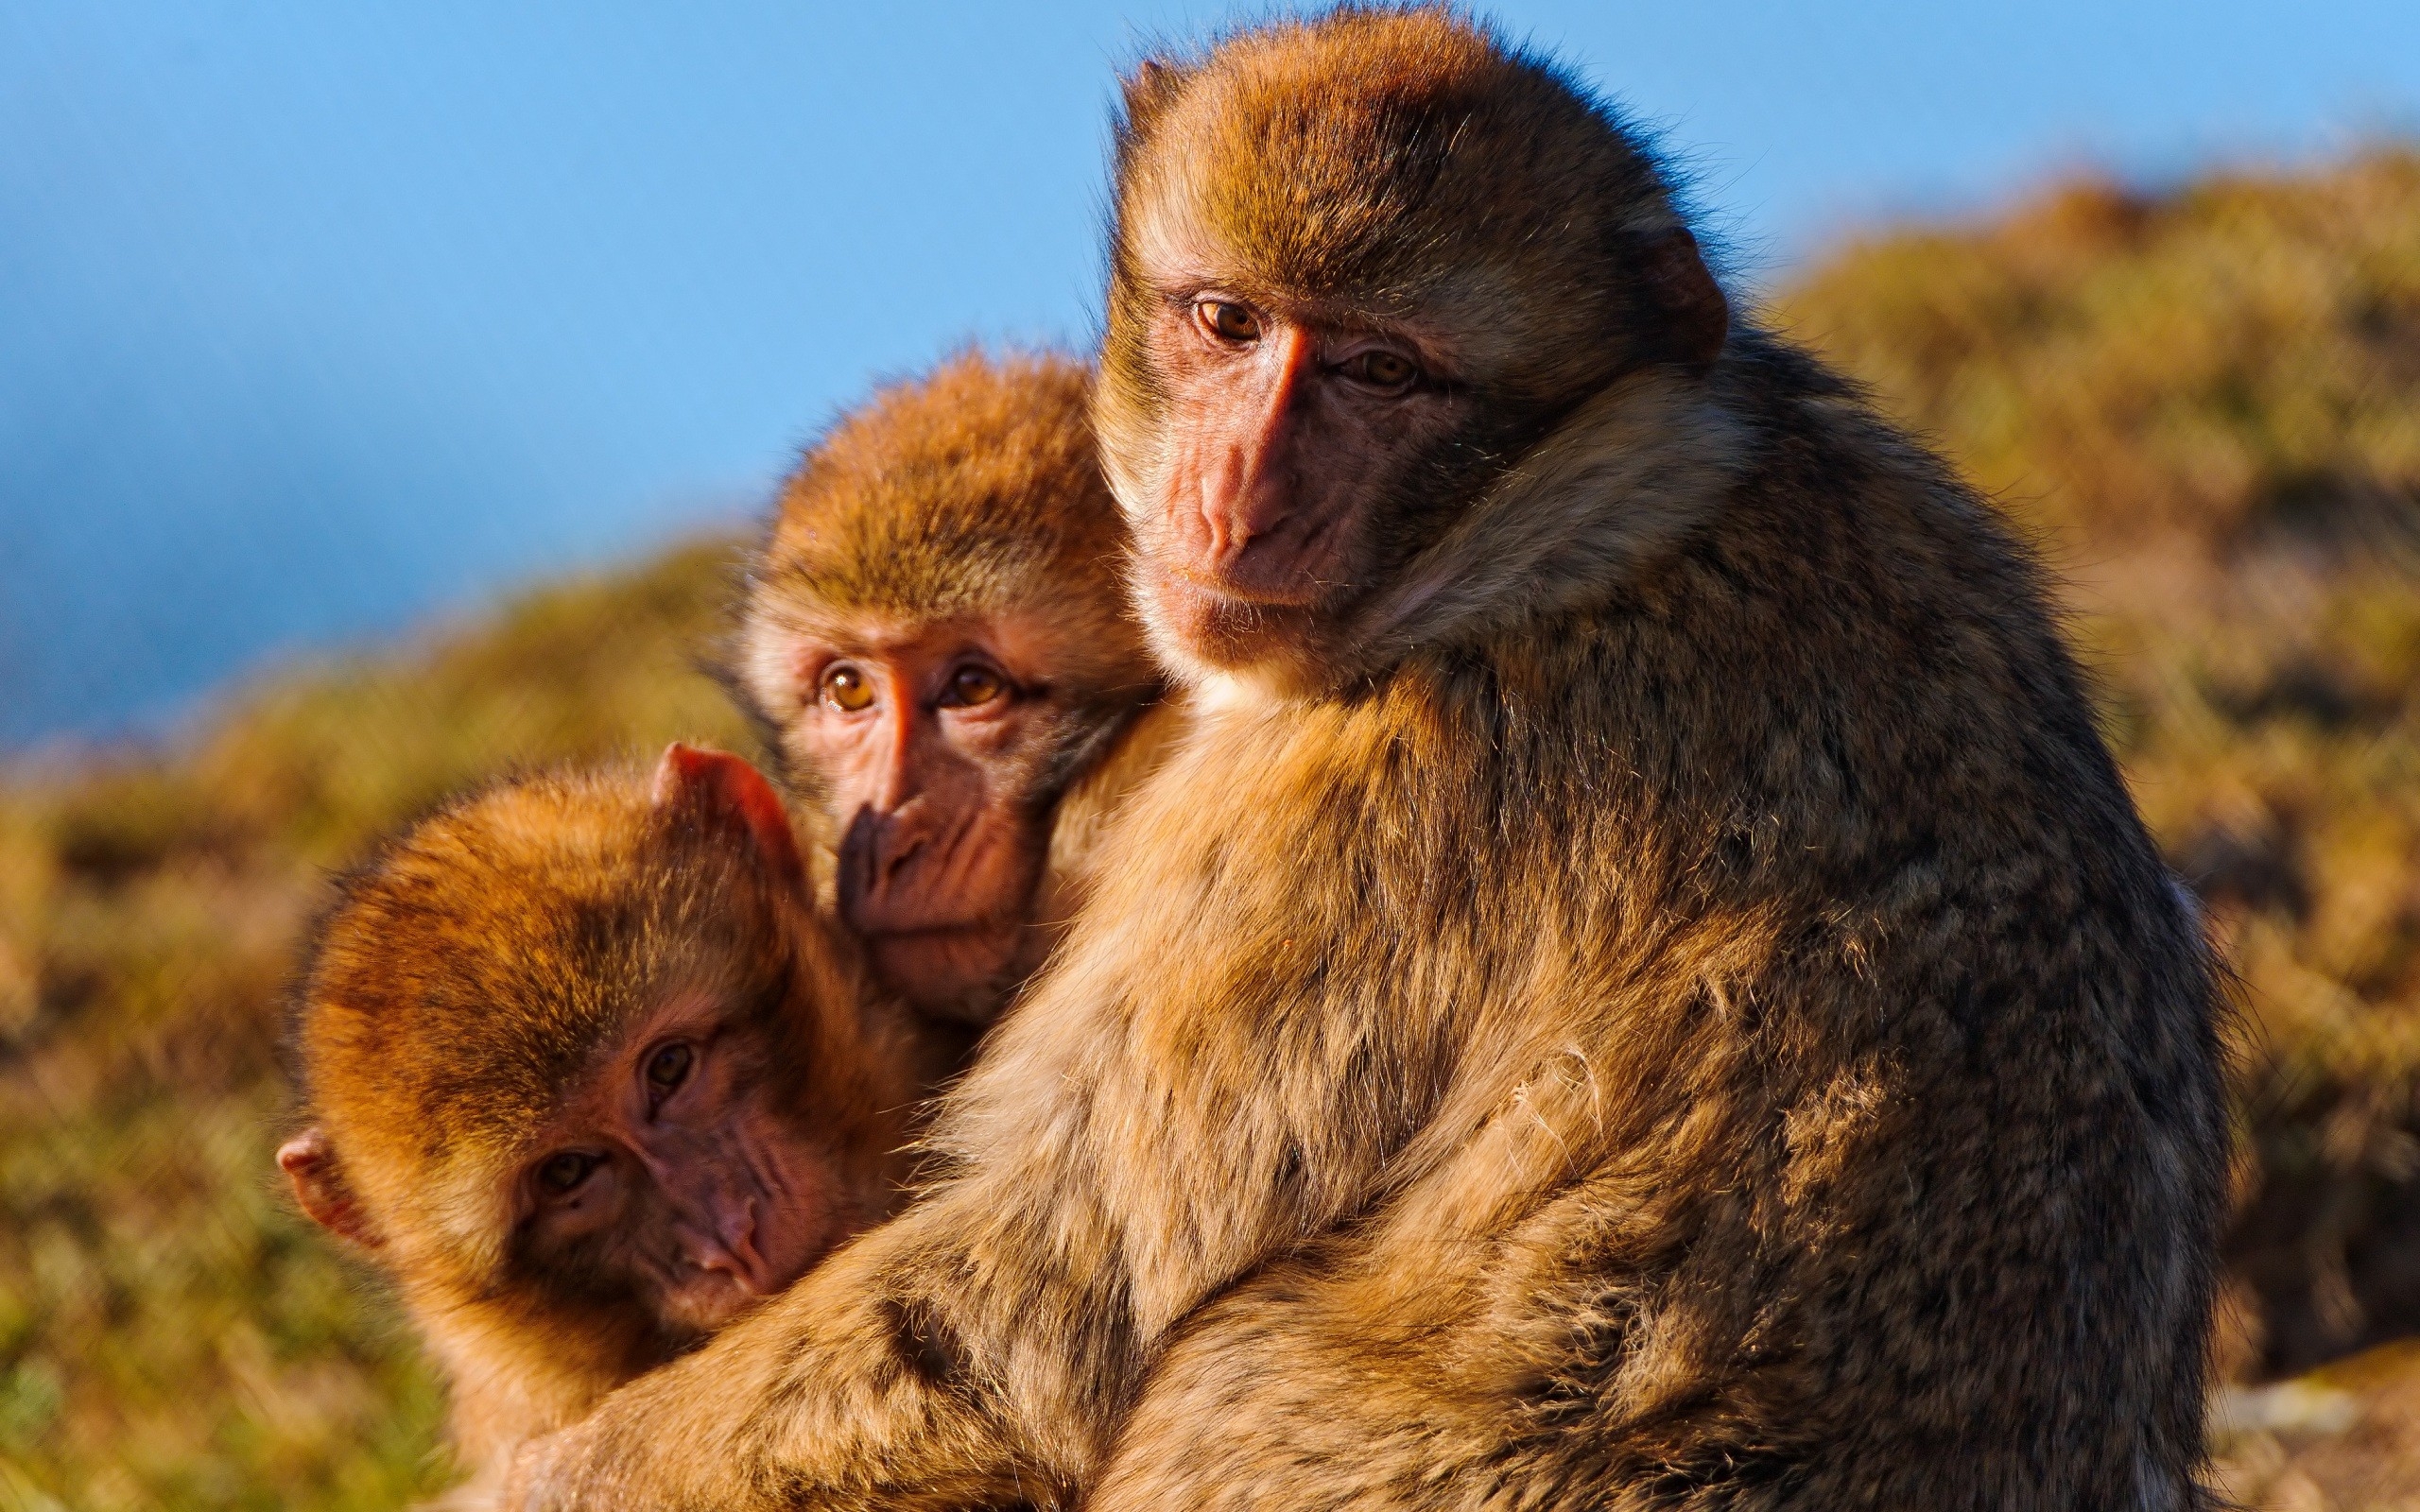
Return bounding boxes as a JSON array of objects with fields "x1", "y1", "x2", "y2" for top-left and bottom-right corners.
[
  {"x1": 1098, "y1": 21, "x2": 1728, "y2": 689},
  {"x1": 761, "y1": 610, "x2": 1092, "y2": 1021},
  {"x1": 509, "y1": 985, "x2": 863, "y2": 1340},
  {"x1": 1124, "y1": 286, "x2": 1481, "y2": 674},
  {"x1": 735, "y1": 352, "x2": 1161, "y2": 1023}
]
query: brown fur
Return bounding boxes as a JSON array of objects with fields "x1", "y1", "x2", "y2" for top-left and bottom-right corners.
[
  {"x1": 510, "y1": 12, "x2": 2227, "y2": 1509},
  {"x1": 745, "y1": 352, "x2": 1129, "y2": 659},
  {"x1": 287, "y1": 761, "x2": 930, "y2": 1503},
  {"x1": 732, "y1": 348, "x2": 1172, "y2": 1027},
  {"x1": 735, "y1": 348, "x2": 1161, "y2": 826}
]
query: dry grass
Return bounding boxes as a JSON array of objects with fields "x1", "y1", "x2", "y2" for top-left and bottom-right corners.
[{"x1": 0, "y1": 541, "x2": 752, "y2": 1508}]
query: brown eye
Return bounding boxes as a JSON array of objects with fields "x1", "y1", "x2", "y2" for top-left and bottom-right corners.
[
  {"x1": 537, "y1": 1152, "x2": 597, "y2": 1194},
  {"x1": 1347, "y1": 350, "x2": 1418, "y2": 388},
  {"x1": 1199, "y1": 301, "x2": 1261, "y2": 342},
  {"x1": 819, "y1": 663, "x2": 874, "y2": 712},
  {"x1": 645, "y1": 1042, "x2": 692, "y2": 1094},
  {"x1": 947, "y1": 664, "x2": 1005, "y2": 708}
]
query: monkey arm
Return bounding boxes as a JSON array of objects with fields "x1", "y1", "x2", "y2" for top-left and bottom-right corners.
[
  {"x1": 506, "y1": 706, "x2": 1473, "y2": 1510},
  {"x1": 504, "y1": 1196, "x2": 1050, "y2": 1512},
  {"x1": 503, "y1": 1051, "x2": 1417, "y2": 1512}
]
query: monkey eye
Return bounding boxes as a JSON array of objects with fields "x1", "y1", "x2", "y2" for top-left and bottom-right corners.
[
  {"x1": 942, "y1": 663, "x2": 1007, "y2": 709},
  {"x1": 1340, "y1": 350, "x2": 1420, "y2": 389},
  {"x1": 1197, "y1": 300, "x2": 1262, "y2": 343},
  {"x1": 819, "y1": 663, "x2": 875, "y2": 713},
  {"x1": 645, "y1": 1042, "x2": 693, "y2": 1098},
  {"x1": 536, "y1": 1151, "x2": 599, "y2": 1195}
]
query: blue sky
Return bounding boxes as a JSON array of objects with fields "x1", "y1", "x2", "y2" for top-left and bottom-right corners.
[{"x1": 4, "y1": 0, "x2": 2417, "y2": 747}]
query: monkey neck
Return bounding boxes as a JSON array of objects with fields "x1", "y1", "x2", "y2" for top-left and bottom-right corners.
[
  {"x1": 1322, "y1": 363, "x2": 1746, "y2": 693},
  {"x1": 1039, "y1": 696, "x2": 1186, "y2": 902},
  {"x1": 1011, "y1": 698, "x2": 1190, "y2": 991}
]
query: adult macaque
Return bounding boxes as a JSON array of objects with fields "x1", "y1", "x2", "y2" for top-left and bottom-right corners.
[
  {"x1": 281, "y1": 746, "x2": 932, "y2": 1506},
  {"x1": 734, "y1": 350, "x2": 1167, "y2": 1031},
  {"x1": 514, "y1": 13, "x2": 2225, "y2": 1509}
]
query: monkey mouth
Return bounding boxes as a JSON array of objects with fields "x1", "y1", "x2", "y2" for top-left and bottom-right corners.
[
  {"x1": 1147, "y1": 565, "x2": 1340, "y2": 669},
  {"x1": 845, "y1": 898, "x2": 1024, "y2": 942},
  {"x1": 1163, "y1": 561, "x2": 1331, "y2": 610},
  {"x1": 858, "y1": 921, "x2": 1025, "y2": 1012},
  {"x1": 861, "y1": 920, "x2": 1021, "y2": 970}
]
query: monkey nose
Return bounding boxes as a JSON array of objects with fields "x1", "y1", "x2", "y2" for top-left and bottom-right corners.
[
  {"x1": 840, "y1": 808, "x2": 928, "y2": 902},
  {"x1": 691, "y1": 1201, "x2": 775, "y2": 1295},
  {"x1": 1199, "y1": 470, "x2": 1250, "y2": 559},
  {"x1": 873, "y1": 826, "x2": 925, "y2": 882},
  {"x1": 727, "y1": 1202, "x2": 773, "y2": 1291}
]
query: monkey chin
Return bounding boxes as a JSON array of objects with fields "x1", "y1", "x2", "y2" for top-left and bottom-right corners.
[
  {"x1": 864, "y1": 921, "x2": 1028, "y2": 1025},
  {"x1": 1139, "y1": 563, "x2": 1335, "y2": 696},
  {"x1": 654, "y1": 1273, "x2": 769, "y2": 1341}
]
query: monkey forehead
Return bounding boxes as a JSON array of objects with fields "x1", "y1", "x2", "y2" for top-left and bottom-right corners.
[
  {"x1": 1117, "y1": 11, "x2": 1678, "y2": 355},
  {"x1": 763, "y1": 349, "x2": 1125, "y2": 620}
]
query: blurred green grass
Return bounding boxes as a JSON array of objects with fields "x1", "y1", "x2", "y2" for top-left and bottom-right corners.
[
  {"x1": 2, "y1": 148, "x2": 2416, "y2": 1507},
  {"x1": 0, "y1": 543, "x2": 753, "y2": 1508}
]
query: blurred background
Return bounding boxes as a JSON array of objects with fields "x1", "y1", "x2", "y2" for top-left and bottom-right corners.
[{"x1": 2, "y1": 1, "x2": 2417, "y2": 1506}]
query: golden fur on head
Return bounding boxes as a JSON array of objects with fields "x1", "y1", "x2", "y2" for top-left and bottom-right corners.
[
  {"x1": 1098, "y1": 7, "x2": 1722, "y2": 694},
  {"x1": 292, "y1": 758, "x2": 938, "y2": 1503},
  {"x1": 732, "y1": 347, "x2": 1166, "y2": 879},
  {"x1": 1099, "y1": 8, "x2": 1688, "y2": 441},
  {"x1": 739, "y1": 348, "x2": 1150, "y2": 707}
]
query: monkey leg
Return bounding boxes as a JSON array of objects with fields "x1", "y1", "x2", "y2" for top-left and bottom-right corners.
[
  {"x1": 1081, "y1": 1185, "x2": 1780, "y2": 1512},
  {"x1": 1092, "y1": 1153, "x2": 2211, "y2": 1512},
  {"x1": 1087, "y1": 1254, "x2": 1515, "y2": 1512},
  {"x1": 1093, "y1": 1228, "x2": 1893, "y2": 1512}
]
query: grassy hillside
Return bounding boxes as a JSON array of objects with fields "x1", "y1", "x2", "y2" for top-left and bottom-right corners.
[
  {"x1": 1, "y1": 148, "x2": 2415, "y2": 1508},
  {"x1": 0, "y1": 542, "x2": 753, "y2": 1508}
]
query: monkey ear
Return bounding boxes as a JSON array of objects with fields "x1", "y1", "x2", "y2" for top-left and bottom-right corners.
[
  {"x1": 1640, "y1": 228, "x2": 1729, "y2": 376},
  {"x1": 278, "y1": 1127, "x2": 383, "y2": 1249},
  {"x1": 1119, "y1": 58, "x2": 1185, "y2": 134},
  {"x1": 650, "y1": 743, "x2": 809, "y2": 897}
]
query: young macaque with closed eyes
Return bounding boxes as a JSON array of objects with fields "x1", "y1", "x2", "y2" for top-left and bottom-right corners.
[
  {"x1": 278, "y1": 745, "x2": 934, "y2": 1508},
  {"x1": 734, "y1": 349, "x2": 1168, "y2": 1035}
]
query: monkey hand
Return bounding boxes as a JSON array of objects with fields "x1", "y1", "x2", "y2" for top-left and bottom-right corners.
[
  {"x1": 495, "y1": 1221, "x2": 1016, "y2": 1512},
  {"x1": 497, "y1": 1402, "x2": 671, "y2": 1512},
  {"x1": 496, "y1": 1340, "x2": 778, "y2": 1512},
  {"x1": 495, "y1": 1419, "x2": 597, "y2": 1512}
]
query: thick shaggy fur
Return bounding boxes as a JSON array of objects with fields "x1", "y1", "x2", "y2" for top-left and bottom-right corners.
[
  {"x1": 734, "y1": 349, "x2": 1163, "y2": 830},
  {"x1": 731, "y1": 348, "x2": 1175, "y2": 1022},
  {"x1": 510, "y1": 12, "x2": 2226, "y2": 1509},
  {"x1": 289, "y1": 766, "x2": 923, "y2": 1503}
]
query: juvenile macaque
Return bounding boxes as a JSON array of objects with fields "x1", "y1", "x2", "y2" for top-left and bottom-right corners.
[
  {"x1": 734, "y1": 350, "x2": 1167, "y2": 1029},
  {"x1": 516, "y1": 13, "x2": 2225, "y2": 1509},
  {"x1": 280, "y1": 746, "x2": 929, "y2": 1504}
]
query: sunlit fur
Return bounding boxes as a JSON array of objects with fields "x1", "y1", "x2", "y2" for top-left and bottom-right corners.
[
  {"x1": 731, "y1": 348, "x2": 1176, "y2": 1022},
  {"x1": 287, "y1": 765, "x2": 928, "y2": 1507},
  {"x1": 509, "y1": 12, "x2": 2227, "y2": 1510},
  {"x1": 735, "y1": 349, "x2": 1160, "y2": 811}
]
